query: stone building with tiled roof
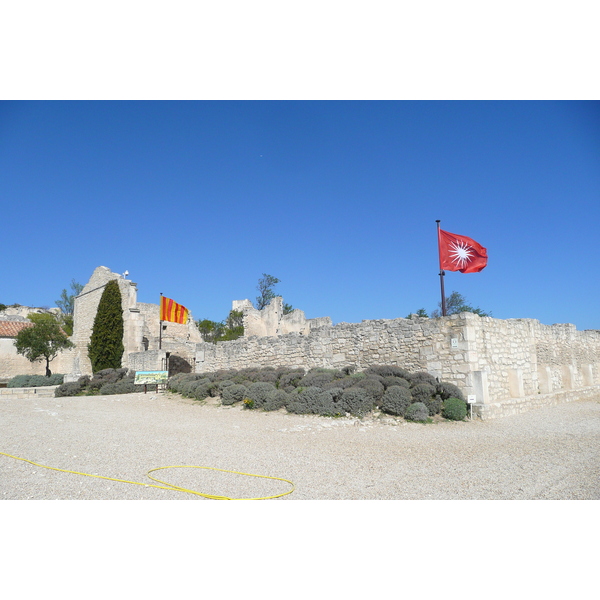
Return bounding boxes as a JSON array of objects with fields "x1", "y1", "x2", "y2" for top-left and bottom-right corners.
[
  {"x1": 0, "y1": 320, "x2": 33, "y2": 339},
  {"x1": 0, "y1": 311, "x2": 73, "y2": 384}
]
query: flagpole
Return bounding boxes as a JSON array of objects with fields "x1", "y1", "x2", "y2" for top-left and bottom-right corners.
[
  {"x1": 159, "y1": 293, "x2": 163, "y2": 350},
  {"x1": 436, "y1": 220, "x2": 447, "y2": 316}
]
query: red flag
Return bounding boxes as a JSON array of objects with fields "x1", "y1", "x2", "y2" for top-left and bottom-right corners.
[
  {"x1": 160, "y1": 296, "x2": 189, "y2": 324},
  {"x1": 439, "y1": 229, "x2": 488, "y2": 273}
]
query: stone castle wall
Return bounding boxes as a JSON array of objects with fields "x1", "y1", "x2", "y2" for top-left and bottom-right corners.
[
  {"x1": 3, "y1": 267, "x2": 599, "y2": 419},
  {"x1": 194, "y1": 313, "x2": 489, "y2": 392},
  {"x1": 194, "y1": 312, "x2": 600, "y2": 418},
  {"x1": 0, "y1": 337, "x2": 75, "y2": 380}
]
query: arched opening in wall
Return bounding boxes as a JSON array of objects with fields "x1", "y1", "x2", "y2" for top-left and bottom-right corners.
[
  {"x1": 142, "y1": 337, "x2": 149, "y2": 351},
  {"x1": 168, "y1": 354, "x2": 192, "y2": 376}
]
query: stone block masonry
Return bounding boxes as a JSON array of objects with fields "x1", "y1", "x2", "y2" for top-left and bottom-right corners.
[
  {"x1": 0, "y1": 386, "x2": 59, "y2": 399},
  {"x1": 70, "y1": 267, "x2": 201, "y2": 377},
  {"x1": 5, "y1": 265, "x2": 598, "y2": 419},
  {"x1": 195, "y1": 312, "x2": 600, "y2": 419}
]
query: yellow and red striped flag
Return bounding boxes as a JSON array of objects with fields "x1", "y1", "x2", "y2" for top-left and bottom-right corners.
[{"x1": 160, "y1": 296, "x2": 189, "y2": 324}]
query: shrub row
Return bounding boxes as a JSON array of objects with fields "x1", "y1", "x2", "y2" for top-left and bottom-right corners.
[
  {"x1": 54, "y1": 368, "x2": 143, "y2": 397},
  {"x1": 8, "y1": 374, "x2": 64, "y2": 388},
  {"x1": 167, "y1": 365, "x2": 468, "y2": 421}
]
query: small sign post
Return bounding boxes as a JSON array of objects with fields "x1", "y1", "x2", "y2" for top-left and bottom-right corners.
[
  {"x1": 134, "y1": 371, "x2": 169, "y2": 393},
  {"x1": 467, "y1": 394, "x2": 476, "y2": 420}
]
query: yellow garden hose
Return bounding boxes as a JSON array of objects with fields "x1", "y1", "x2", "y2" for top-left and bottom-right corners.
[{"x1": 0, "y1": 451, "x2": 295, "y2": 500}]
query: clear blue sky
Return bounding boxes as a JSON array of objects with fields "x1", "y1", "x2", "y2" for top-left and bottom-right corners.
[{"x1": 1, "y1": 101, "x2": 599, "y2": 330}]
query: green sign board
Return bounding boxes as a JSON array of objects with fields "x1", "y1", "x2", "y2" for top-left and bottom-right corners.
[{"x1": 134, "y1": 371, "x2": 169, "y2": 385}]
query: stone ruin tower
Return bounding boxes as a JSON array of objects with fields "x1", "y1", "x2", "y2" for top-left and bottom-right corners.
[{"x1": 70, "y1": 266, "x2": 201, "y2": 377}]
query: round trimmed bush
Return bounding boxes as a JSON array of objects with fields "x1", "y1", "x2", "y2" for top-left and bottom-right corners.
[
  {"x1": 55, "y1": 381, "x2": 83, "y2": 397},
  {"x1": 286, "y1": 391, "x2": 313, "y2": 415},
  {"x1": 253, "y1": 367, "x2": 279, "y2": 384},
  {"x1": 296, "y1": 386, "x2": 325, "y2": 413},
  {"x1": 348, "y1": 372, "x2": 366, "y2": 382},
  {"x1": 299, "y1": 368, "x2": 341, "y2": 388},
  {"x1": 405, "y1": 402, "x2": 429, "y2": 422},
  {"x1": 78, "y1": 375, "x2": 91, "y2": 387},
  {"x1": 7, "y1": 375, "x2": 31, "y2": 388},
  {"x1": 8, "y1": 374, "x2": 64, "y2": 387},
  {"x1": 410, "y1": 383, "x2": 436, "y2": 404},
  {"x1": 179, "y1": 378, "x2": 211, "y2": 397},
  {"x1": 340, "y1": 387, "x2": 374, "y2": 416},
  {"x1": 408, "y1": 372, "x2": 438, "y2": 387},
  {"x1": 246, "y1": 382, "x2": 277, "y2": 408},
  {"x1": 191, "y1": 381, "x2": 216, "y2": 400},
  {"x1": 381, "y1": 376, "x2": 410, "y2": 390},
  {"x1": 277, "y1": 368, "x2": 305, "y2": 388},
  {"x1": 442, "y1": 397, "x2": 467, "y2": 421},
  {"x1": 313, "y1": 390, "x2": 344, "y2": 417},
  {"x1": 210, "y1": 368, "x2": 230, "y2": 379},
  {"x1": 437, "y1": 381, "x2": 465, "y2": 402},
  {"x1": 100, "y1": 380, "x2": 138, "y2": 395},
  {"x1": 218, "y1": 379, "x2": 235, "y2": 392},
  {"x1": 379, "y1": 385, "x2": 413, "y2": 417},
  {"x1": 354, "y1": 377, "x2": 385, "y2": 403},
  {"x1": 324, "y1": 376, "x2": 360, "y2": 390},
  {"x1": 423, "y1": 394, "x2": 443, "y2": 416},
  {"x1": 319, "y1": 387, "x2": 344, "y2": 416},
  {"x1": 263, "y1": 389, "x2": 289, "y2": 411},
  {"x1": 364, "y1": 365, "x2": 411, "y2": 379},
  {"x1": 221, "y1": 384, "x2": 249, "y2": 405},
  {"x1": 86, "y1": 368, "x2": 130, "y2": 391},
  {"x1": 167, "y1": 373, "x2": 187, "y2": 393},
  {"x1": 285, "y1": 386, "x2": 344, "y2": 415}
]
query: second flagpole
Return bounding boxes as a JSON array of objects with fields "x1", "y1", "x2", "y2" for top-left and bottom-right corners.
[
  {"x1": 436, "y1": 220, "x2": 447, "y2": 317},
  {"x1": 159, "y1": 293, "x2": 163, "y2": 349}
]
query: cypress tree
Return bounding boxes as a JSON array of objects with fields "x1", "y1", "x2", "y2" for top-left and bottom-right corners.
[{"x1": 88, "y1": 279, "x2": 124, "y2": 372}]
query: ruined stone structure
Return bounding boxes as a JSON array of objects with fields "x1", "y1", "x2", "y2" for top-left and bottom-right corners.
[
  {"x1": 0, "y1": 267, "x2": 201, "y2": 383},
  {"x1": 233, "y1": 297, "x2": 332, "y2": 337},
  {"x1": 69, "y1": 266, "x2": 201, "y2": 378},
  {"x1": 2, "y1": 265, "x2": 599, "y2": 419},
  {"x1": 193, "y1": 309, "x2": 600, "y2": 419}
]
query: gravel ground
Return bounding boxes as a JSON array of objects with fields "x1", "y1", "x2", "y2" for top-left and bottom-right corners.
[{"x1": 1, "y1": 391, "x2": 599, "y2": 500}]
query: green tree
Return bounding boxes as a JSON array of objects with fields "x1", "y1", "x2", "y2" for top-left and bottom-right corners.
[
  {"x1": 406, "y1": 308, "x2": 429, "y2": 318},
  {"x1": 255, "y1": 273, "x2": 280, "y2": 310},
  {"x1": 197, "y1": 319, "x2": 225, "y2": 343},
  {"x1": 56, "y1": 279, "x2": 84, "y2": 315},
  {"x1": 431, "y1": 291, "x2": 492, "y2": 318},
  {"x1": 14, "y1": 313, "x2": 74, "y2": 377},
  {"x1": 223, "y1": 309, "x2": 244, "y2": 338},
  {"x1": 56, "y1": 279, "x2": 84, "y2": 336},
  {"x1": 196, "y1": 310, "x2": 244, "y2": 343},
  {"x1": 88, "y1": 280, "x2": 124, "y2": 372}
]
